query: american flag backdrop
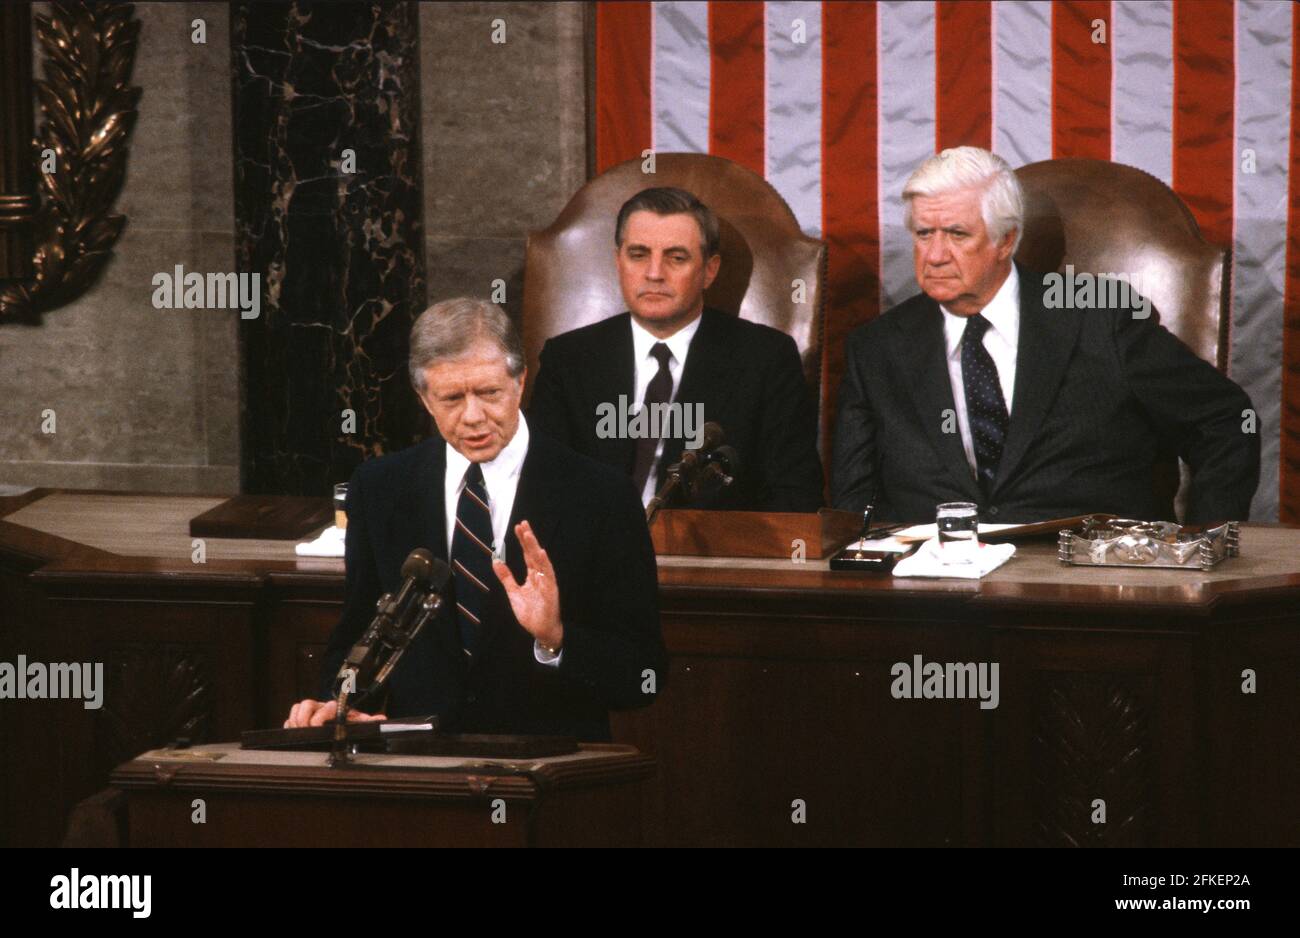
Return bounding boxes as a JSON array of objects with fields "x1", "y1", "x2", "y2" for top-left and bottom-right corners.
[{"x1": 593, "y1": 0, "x2": 1298, "y2": 522}]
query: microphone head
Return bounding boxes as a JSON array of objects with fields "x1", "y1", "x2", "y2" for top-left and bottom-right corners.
[
  {"x1": 426, "y1": 557, "x2": 451, "y2": 590},
  {"x1": 400, "y1": 548, "x2": 435, "y2": 584},
  {"x1": 712, "y1": 444, "x2": 741, "y2": 475}
]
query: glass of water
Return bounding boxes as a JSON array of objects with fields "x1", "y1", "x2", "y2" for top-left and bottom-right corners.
[
  {"x1": 936, "y1": 502, "x2": 979, "y2": 564},
  {"x1": 333, "y1": 483, "x2": 349, "y2": 530}
]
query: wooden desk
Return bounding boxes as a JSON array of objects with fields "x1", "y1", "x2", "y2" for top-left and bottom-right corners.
[
  {"x1": 110, "y1": 743, "x2": 653, "y2": 847},
  {"x1": 2, "y1": 489, "x2": 1298, "y2": 846}
]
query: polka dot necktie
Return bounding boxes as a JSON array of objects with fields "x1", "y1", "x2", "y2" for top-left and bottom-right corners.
[{"x1": 960, "y1": 313, "x2": 1009, "y2": 495}]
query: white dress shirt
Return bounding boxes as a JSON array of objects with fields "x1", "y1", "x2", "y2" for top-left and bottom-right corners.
[
  {"x1": 940, "y1": 265, "x2": 1020, "y2": 480},
  {"x1": 629, "y1": 313, "x2": 703, "y2": 505},
  {"x1": 443, "y1": 414, "x2": 559, "y2": 666}
]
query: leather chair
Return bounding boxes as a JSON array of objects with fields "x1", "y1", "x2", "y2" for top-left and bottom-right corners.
[
  {"x1": 1014, "y1": 158, "x2": 1229, "y2": 370},
  {"x1": 520, "y1": 153, "x2": 826, "y2": 406},
  {"x1": 1013, "y1": 158, "x2": 1232, "y2": 519}
]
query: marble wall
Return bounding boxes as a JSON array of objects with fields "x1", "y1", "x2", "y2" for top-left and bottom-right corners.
[
  {"x1": 233, "y1": 1, "x2": 427, "y2": 496},
  {"x1": 0, "y1": 2, "x2": 239, "y2": 493},
  {"x1": 420, "y1": 2, "x2": 586, "y2": 322},
  {"x1": 0, "y1": 1, "x2": 588, "y2": 496}
]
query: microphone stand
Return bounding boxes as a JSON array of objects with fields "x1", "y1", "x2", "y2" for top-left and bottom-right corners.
[{"x1": 329, "y1": 558, "x2": 448, "y2": 767}]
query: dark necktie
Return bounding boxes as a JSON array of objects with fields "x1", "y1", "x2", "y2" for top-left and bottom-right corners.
[
  {"x1": 960, "y1": 313, "x2": 1010, "y2": 494},
  {"x1": 450, "y1": 463, "x2": 494, "y2": 655},
  {"x1": 631, "y1": 342, "x2": 674, "y2": 493}
]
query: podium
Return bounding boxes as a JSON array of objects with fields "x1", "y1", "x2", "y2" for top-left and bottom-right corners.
[{"x1": 109, "y1": 743, "x2": 654, "y2": 847}]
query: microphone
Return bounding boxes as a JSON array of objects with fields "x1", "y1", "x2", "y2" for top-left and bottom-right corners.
[
  {"x1": 334, "y1": 549, "x2": 451, "y2": 702},
  {"x1": 690, "y1": 444, "x2": 741, "y2": 496},
  {"x1": 642, "y1": 420, "x2": 728, "y2": 522},
  {"x1": 670, "y1": 421, "x2": 725, "y2": 475}
]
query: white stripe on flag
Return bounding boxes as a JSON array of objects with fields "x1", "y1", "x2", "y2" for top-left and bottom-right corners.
[
  {"x1": 878, "y1": 0, "x2": 936, "y2": 309},
  {"x1": 1112, "y1": 0, "x2": 1173, "y2": 184},
  {"x1": 1231, "y1": 0, "x2": 1291, "y2": 522},
  {"x1": 765, "y1": 1, "x2": 823, "y2": 237},
  {"x1": 993, "y1": 0, "x2": 1052, "y2": 168},
  {"x1": 652, "y1": 1, "x2": 711, "y2": 154}
]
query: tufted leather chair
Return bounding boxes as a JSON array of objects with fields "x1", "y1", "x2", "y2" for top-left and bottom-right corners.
[
  {"x1": 520, "y1": 153, "x2": 826, "y2": 407},
  {"x1": 1014, "y1": 158, "x2": 1232, "y2": 519},
  {"x1": 1014, "y1": 158, "x2": 1229, "y2": 370}
]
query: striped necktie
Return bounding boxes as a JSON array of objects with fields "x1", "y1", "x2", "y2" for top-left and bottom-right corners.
[
  {"x1": 960, "y1": 313, "x2": 1010, "y2": 495},
  {"x1": 451, "y1": 462, "x2": 495, "y2": 655}
]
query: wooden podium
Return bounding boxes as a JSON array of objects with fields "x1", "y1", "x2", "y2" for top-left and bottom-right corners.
[{"x1": 109, "y1": 743, "x2": 655, "y2": 847}]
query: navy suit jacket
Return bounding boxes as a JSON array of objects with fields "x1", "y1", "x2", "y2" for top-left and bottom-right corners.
[
  {"x1": 317, "y1": 429, "x2": 666, "y2": 741},
  {"x1": 528, "y1": 308, "x2": 825, "y2": 511},
  {"x1": 831, "y1": 266, "x2": 1260, "y2": 524}
]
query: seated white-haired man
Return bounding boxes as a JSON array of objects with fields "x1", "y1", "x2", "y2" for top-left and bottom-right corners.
[{"x1": 832, "y1": 146, "x2": 1258, "y2": 523}]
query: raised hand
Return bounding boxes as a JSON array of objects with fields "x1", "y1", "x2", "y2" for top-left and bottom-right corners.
[{"x1": 491, "y1": 519, "x2": 563, "y2": 650}]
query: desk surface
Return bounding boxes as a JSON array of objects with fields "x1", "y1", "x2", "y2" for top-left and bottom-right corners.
[{"x1": 4, "y1": 489, "x2": 1299, "y2": 610}]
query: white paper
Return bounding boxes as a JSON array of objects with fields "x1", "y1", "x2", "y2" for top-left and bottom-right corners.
[
  {"x1": 892, "y1": 537, "x2": 1017, "y2": 579},
  {"x1": 295, "y1": 525, "x2": 345, "y2": 557}
]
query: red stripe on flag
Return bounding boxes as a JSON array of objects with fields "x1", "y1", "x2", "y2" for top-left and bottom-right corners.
[
  {"x1": 708, "y1": 1, "x2": 765, "y2": 176},
  {"x1": 595, "y1": 1, "x2": 652, "y2": 174},
  {"x1": 935, "y1": 0, "x2": 992, "y2": 150},
  {"x1": 821, "y1": 0, "x2": 879, "y2": 466},
  {"x1": 1172, "y1": 0, "x2": 1235, "y2": 250},
  {"x1": 1281, "y1": 0, "x2": 1300, "y2": 521},
  {"x1": 1052, "y1": 1, "x2": 1112, "y2": 159}
]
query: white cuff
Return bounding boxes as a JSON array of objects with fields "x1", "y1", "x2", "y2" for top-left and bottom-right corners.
[{"x1": 533, "y1": 640, "x2": 562, "y2": 667}]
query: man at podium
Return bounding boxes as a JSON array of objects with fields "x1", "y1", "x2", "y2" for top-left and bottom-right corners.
[{"x1": 285, "y1": 298, "x2": 666, "y2": 740}]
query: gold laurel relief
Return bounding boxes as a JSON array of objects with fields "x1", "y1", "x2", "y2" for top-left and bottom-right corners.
[{"x1": 0, "y1": 1, "x2": 141, "y2": 322}]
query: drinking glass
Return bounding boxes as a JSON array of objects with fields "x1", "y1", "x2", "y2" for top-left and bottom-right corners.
[{"x1": 936, "y1": 501, "x2": 979, "y2": 564}]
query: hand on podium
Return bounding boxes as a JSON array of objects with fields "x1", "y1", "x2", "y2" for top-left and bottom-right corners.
[{"x1": 283, "y1": 699, "x2": 387, "y2": 728}]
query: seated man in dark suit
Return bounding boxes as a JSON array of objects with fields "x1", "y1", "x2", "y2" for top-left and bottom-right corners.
[
  {"x1": 285, "y1": 298, "x2": 666, "y2": 741},
  {"x1": 528, "y1": 186, "x2": 824, "y2": 512},
  {"x1": 832, "y1": 146, "x2": 1259, "y2": 524}
]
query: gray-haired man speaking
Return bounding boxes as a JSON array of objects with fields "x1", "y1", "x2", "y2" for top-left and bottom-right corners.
[
  {"x1": 286, "y1": 297, "x2": 666, "y2": 740},
  {"x1": 832, "y1": 146, "x2": 1258, "y2": 523}
]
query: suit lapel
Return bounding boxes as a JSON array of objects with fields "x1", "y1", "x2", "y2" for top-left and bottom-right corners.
[
  {"x1": 659, "y1": 308, "x2": 738, "y2": 483},
  {"x1": 895, "y1": 300, "x2": 983, "y2": 501},
  {"x1": 990, "y1": 268, "x2": 1084, "y2": 497},
  {"x1": 467, "y1": 434, "x2": 564, "y2": 671},
  {"x1": 592, "y1": 314, "x2": 637, "y2": 474},
  {"x1": 408, "y1": 438, "x2": 465, "y2": 675}
]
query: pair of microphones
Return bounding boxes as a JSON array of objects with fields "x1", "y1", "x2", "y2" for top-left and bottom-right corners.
[
  {"x1": 334, "y1": 549, "x2": 450, "y2": 706},
  {"x1": 646, "y1": 421, "x2": 741, "y2": 523}
]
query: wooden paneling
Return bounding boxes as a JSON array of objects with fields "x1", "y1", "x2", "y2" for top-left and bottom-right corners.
[{"x1": 3, "y1": 491, "x2": 1299, "y2": 846}]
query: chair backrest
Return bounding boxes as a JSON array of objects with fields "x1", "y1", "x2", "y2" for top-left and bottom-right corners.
[
  {"x1": 1014, "y1": 158, "x2": 1229, "y2": 370},
  {"x1": 520, "y1": 153, "x2": 826, "y2": 404},
  {"x1": 1014, "y1": 158, "x2": 1232, "y2": 520}
]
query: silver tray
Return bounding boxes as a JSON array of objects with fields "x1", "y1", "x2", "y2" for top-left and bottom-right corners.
[{"x1": 1058, "y1": 518, "x2": 1240, "y2": 570}]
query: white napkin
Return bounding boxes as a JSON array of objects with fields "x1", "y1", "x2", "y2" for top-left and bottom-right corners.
[
  {"x1": 892, "y1": 536, "x2": 1016, "y2": 579},
  {"x1": 295, "y1": 525, "x2": 345, "y2": 557}
]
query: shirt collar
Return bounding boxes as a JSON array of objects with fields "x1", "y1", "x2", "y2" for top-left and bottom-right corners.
[
  {"x1": 629, "y1": 310, "x2": 703, "y2": 368},
  {"x1": 445, "y1": 411, "x2": 530, "y2": 497},
  {"x1": 940, "y1": 264, "x2": 1020, "y2": 360}
]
